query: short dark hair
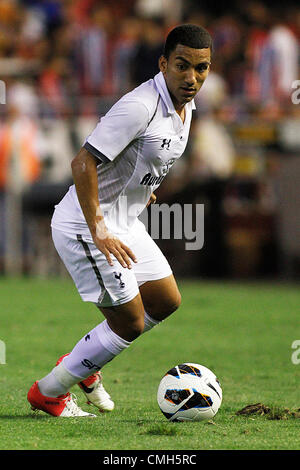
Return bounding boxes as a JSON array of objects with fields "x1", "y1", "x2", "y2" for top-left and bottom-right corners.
[{"x1": 163, "y1": 24, "x2": 212, "y2": 59}]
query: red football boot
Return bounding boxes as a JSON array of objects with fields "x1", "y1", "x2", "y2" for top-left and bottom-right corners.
[{"x1": 27, "y1": 381, "x2": 96, "y2": 417}]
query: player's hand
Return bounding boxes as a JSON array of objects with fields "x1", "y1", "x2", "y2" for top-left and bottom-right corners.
[
  {"x1": 146, "y1": 192, "x2": 157, "y2": 207},
  {"x1": 93, "y1": 219, "x2": 137, "y2": 269}
]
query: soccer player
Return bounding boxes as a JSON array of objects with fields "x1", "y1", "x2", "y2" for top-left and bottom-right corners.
[{"x1": 27, "y1": 24, "x2": 212, "y2": 417}]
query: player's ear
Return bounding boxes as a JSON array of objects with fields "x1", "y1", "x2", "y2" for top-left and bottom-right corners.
[{"x1": 158, "y1": 55, "x2": 167, "y2": 73}]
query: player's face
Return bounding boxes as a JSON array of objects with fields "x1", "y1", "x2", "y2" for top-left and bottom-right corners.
[{"x1": 159, "y1": 44, "x2": 211, "y2": 110}]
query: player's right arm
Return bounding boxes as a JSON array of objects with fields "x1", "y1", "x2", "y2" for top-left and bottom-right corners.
[{"x1": 71, "y1": 147, "x2": 137, "y2": 269}]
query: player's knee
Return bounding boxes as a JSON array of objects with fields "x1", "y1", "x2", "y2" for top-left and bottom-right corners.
[
  {"x1": 146, "y1": 291, "x2": 181, "y2": 320},
  {"x1": 167, "y1": 291, "x2": 182, "y2": 315}
]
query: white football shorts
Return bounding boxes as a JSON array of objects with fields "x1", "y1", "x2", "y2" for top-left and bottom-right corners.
[{"x1": 52, "y1": 225, "x2": 172, "y2": 308}]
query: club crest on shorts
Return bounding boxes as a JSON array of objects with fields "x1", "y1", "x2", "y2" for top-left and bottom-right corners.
[{"x1": 113, "y1": 272, "x2": 125, "y2": 289}]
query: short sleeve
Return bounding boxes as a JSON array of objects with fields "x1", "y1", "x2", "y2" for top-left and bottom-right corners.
[{"x1": 84, "y1": 99, "x2": 150, "y2": 162}]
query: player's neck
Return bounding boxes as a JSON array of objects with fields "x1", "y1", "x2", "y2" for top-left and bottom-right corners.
[
  {"x1": 168, "y1": 88, "x2": 186, "y2": 123},
  {"x1": 175, "y1": 105, "x2": 186, "y2": 124}
]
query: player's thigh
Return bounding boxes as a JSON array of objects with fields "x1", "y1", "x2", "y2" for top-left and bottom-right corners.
[
  {"x1": 130, "y1": 226, "x2": 181, "y2": 320},
  {"x1": 139, "y1": 274, "x2": 181, "y2": 321}
]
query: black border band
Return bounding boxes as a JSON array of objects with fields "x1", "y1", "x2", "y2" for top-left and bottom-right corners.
[{"x1": 83, "y1": 142, "x2": 111, "y2": 164}]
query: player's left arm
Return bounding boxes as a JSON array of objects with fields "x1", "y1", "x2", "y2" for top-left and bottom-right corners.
[
  {"x1": 71, "y1": 147, "x2": 137, "y2": 269},
  {"x1": 85, "y1": 99, "x2": 150, "y2": 162},
  {"x1": 146, "y1": 193, "x2": 157, "y2": 207}
]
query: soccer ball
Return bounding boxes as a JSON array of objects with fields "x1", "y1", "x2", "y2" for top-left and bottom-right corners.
[{"x1": 157, "y1": 363, "x2": 222, "y2": 422}]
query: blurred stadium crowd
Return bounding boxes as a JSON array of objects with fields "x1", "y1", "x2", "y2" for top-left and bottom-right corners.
[{"x1": 0, "y1": 0, "x2": 299, "y2": 279}]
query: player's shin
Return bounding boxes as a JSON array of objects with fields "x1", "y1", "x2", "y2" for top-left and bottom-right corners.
[
  {"x1": 38, "y1": 320, "x2": 131, "y2": 397},
  {"x1": 63, "y1": 319, "x2": 131, "y2": 378}
]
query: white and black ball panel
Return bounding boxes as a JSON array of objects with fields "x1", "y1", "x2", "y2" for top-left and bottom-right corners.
[{"x1": 157, "y1": 363, "x2": 222, "y2": 422}]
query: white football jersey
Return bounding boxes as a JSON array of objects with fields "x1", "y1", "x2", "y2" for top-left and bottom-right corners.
[{"x1": 51, "y1": 71, "x2": 196, "y2": 235}]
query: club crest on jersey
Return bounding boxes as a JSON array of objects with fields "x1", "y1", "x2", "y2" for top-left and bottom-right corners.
[
  {"x1": 161, "y1": 138, "x2": 171, "y2": 150},
  {"x1": 162, "y1": 157, "x2": 176, "y2": 175}
]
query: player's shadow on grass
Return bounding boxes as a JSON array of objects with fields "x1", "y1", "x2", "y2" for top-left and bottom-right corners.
[{"x1": 0, "y1": 413, "x2": 56, "y2": 420}]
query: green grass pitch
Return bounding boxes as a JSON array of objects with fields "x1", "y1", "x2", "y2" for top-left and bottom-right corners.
[{"x1": 0, "y1": 277, "x2": 299, "y2": 450}]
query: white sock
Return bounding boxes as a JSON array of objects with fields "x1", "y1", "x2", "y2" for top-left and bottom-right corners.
[
  {"x1": 143, "y1": 311, "x2": 161, "y2": 333},
  {"x1": 63, "y1": 320, "x2": 131, "y2": 379},
  {"x1": 38, "y1": 364, "x2": 82, "y2": 397},
  {"x1": 38, "y1": 320, "x2": 131, "y2": 397}
]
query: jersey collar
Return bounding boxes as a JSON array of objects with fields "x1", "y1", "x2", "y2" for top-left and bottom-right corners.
[{"x1": 154, "y1": 71, "x2": 196, "y2": 114}]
